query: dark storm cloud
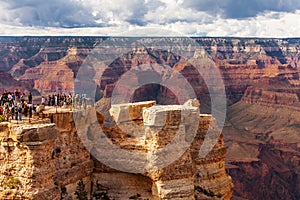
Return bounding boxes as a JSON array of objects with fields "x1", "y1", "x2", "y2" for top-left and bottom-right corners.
[
  {"x1": 1, "y1": 0, "x2": 100, "y2": 28},
  {"x1": 183, "y1": 0, "x2": 300, "y2": 19}
]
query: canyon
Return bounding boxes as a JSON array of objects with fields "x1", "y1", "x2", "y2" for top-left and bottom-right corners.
[
  {"x1": 225, "y1": 87, "x2": 300, "y2": 199},
  {"x1": 0, "y1": 36, "x2": 300, "y2": 199},
  {"x1": 0, "y1": 100, "x2": 233, "y2": 199}
]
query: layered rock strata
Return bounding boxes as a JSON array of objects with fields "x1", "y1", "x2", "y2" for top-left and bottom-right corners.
[
  {"x1": 0, "y1": 100, "x2": 233, "y2": 199},
  {"x1": 0, "y1": 116, "x2": 93, "y2": 199},
  {"x1": 224, "y1": 90, "x2": 300, "y2": 199}
]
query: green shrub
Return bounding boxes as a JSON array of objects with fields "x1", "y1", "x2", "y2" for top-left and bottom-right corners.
[
  {"x1": 0, "y1": 115, "x2": 6, "y2": 123},
  {"x1": 3, "y1": 176, "x2": 21, "y2": 189},
  {"x1": 75, "y1": 180, "x2": 88, "y2": 200}
]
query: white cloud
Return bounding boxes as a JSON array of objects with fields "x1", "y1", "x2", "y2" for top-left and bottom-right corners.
[
  {"x1": 0, "y1": 0, "x2": 299, "y2": 37},
  {"x1": 143, "y1": 1, "x2": 214, "y2": 25}
]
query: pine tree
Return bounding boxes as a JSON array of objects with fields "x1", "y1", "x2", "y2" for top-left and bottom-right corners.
[{"x1": 75, "y1": 180, "x2": 88, "y2": 200}]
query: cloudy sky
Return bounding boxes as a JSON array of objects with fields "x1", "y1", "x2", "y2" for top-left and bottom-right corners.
[{"x1": 0, "y1": 0, "x2": 299, "y2": 37}]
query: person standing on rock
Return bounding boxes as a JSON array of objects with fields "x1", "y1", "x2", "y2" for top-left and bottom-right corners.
[
  {"x1": 23, "y1": 104, "x2": 28, "y2": 117},
  {"x1": 21, "y1": 93, "x2": 26, "y2": 105},
  {"x1": 10, "y1": 105, "x2": 15, "y2": 120},
  {"x1": 6, "y1": 106, "x2": 10, "y2": 121},
  {"x1": 41, "y1": 96, "x2": 45, "y2": 105},
  {"x1": 8, "y1": 93, "x2": 13, "y2": 107},
  {"x1": 4, "y1": 103, "x2": 10, "y2": 121},
  {"x1": 54, "y1": 95, "x2": 58, "y2": 106},
  {"x1": 28, "y1": 92, "x2": 32, "y2": 104},
  {"x1": 29, "y1": 105, "x2": 33, "y2": 119},
  {"x1": 14, "y1": 105, "x2": 18, "y2": 120},
  {"x1": 48, "y1": 94, "x2": 51, "y2": 106},
  {"x1": 15, "y1": 89, "x2": 21, "y2": 103},
  {"x1": 17, "y1": 104, "x2": 22, "y2": 121}
]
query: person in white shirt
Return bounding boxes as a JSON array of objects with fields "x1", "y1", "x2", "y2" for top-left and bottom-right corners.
[{"x1": 41, "y1": 96, "x2": 45, "y2": 105}]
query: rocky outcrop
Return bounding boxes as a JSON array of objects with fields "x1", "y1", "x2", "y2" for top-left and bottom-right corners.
[
  {"x1": 92, "y1": 100, "x2": 233, "y2": 200},
  {"x1": 9, "y1": 47, "x2": 67, "y2": 78},
  {"x1": 0, "y1": 116, "x2": 93, "y2": 200},
  {"x1": 0, "y1": 100, "x2": 233, "y2": 199},
  {"x1": 0, "y1": 37, "x2": 105, "y2": 73},
  {"x1": 227, "y1": 146, "x2": 300, "y2": 200}
]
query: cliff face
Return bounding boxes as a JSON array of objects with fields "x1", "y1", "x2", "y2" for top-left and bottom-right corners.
[
  {"x1": 0, "y1": 70, "x2": 21, "y2": 92},
  {"x1": 0, "y1": 116, "x2": 93, "y2": 200},
  {"x1": 242, "y1": 86, "x2": 300, "y2": 109},
  {"x1": 224, "y1": 89, "x2": 300, "y2": 200},
  {"x1": 17, "y1": 47, "x2": 88, "y2": 94},
  {"x1": 0, "y1": 100, "x2": 233, "y2": 200},
  {"x1": 1, "y1": 37, "x2": 300, "y2": 102}
]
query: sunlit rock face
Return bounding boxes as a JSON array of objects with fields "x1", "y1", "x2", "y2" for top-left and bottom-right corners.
[{"x1": 0, "y1": 100, "x2": 233, "y2": 200}]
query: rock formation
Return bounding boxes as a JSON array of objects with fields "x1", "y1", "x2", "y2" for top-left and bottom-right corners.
[
  {"x1": 1, "y1": 36, "x2": 299, "y2": 103},
  {"x1": 0, "y1": 117, "x2": 93, "y2": 200},
  {"x1": 242, "y1": 86, "x2": 300, "y2": 109},
  {"x1": 0, "y1": 100, "x2": 233, "y2": 199},
  {"x1": 1, "y1": 36, "x2": 300, "y2": 199},
  {"x1": 224, "y1": 89, "x2": 300, "y2": 200},
  {"x1": 0, "y1": 70, "x2": 21, "y2": 92}
]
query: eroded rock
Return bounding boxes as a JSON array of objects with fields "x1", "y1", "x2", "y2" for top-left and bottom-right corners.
[{"x1": 0, "y1": 100, "x2": 233, "y2": 199}]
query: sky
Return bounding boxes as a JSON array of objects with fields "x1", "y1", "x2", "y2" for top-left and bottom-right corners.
[{"x1": 0, "y1": 0, "x2": 299, "y2": 37}]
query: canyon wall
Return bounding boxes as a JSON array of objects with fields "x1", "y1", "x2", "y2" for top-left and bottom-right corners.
[
  {"x1": 0, "y1": 100, "x2": 233, "y2": 199},
  {"x1": 0, "y1": 116, "x2": 93, "y2": 200},
  {"x1": 224, "y1": 89, "x2": 300, "y2": 200},
  {"x1": 242, "y1": 86, "x2": 300, "y2": 109},
  {"x1": 1, "y1": 37, "x2": 300, "y2": 104}
]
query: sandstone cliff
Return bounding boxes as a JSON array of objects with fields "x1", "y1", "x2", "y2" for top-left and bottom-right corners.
[
  {"x1": 0, "y1": 116, "x2": 93, "y2": 200},
  {"x1": 0, "y1": 100, "x2": 233, "y2": 199}
]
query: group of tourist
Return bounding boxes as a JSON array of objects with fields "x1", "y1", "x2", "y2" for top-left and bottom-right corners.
[
  {"x1": 0, "y1": 89, "x2": 34, "y2": 121},
  {"x1": 43, "y1": 93, "x2": 91, "y2": 109},
  {"x1": 0, "y1": 89, "x2": 32, "y2": 106},
  {"x1": 45, "y1": 93, "x2": 73, "y2": 107},
  {"x1": 0, "y1": 89, "x2": 93, "y2": 122}
]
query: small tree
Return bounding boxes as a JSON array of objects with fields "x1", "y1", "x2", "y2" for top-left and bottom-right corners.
[{"x1": 75, "y1": 180, "x2": 88, "y2": 200}]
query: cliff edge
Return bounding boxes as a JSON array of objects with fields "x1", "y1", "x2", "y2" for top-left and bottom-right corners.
[{"x1": 0, "y1": 100, "x2": 233, "y2": 200}]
